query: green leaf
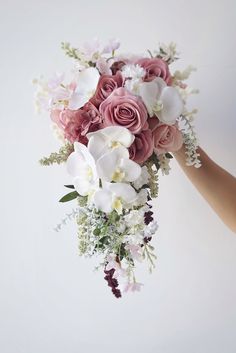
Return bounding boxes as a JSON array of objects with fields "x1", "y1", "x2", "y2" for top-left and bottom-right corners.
[
  {"x1": 165, "y1": 152, "x2": 173, "y2": 159},
  {"x1": 93, "y1": 228, "x2": 101, "y2": 236},
  {"x1": 64, "y1": 184, "x2": 75, "y2": 189},
  {"x1": 59, "y1": 191, "x2": 79, "y2": 203}
]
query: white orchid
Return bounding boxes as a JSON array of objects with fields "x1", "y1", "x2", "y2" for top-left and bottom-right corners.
[
  {"x1": 139, "y1": 77, "x2": 183, "y2": 125},
  {"x1": 96, "y1": 146, "x2": 141, "y2": 183},
  {"x1": 93, "y1": 182, "x2": 137, "y2": 214},
  {"x1": 87, "y1": 126, "x2": 135, "y2": 161},
  {"x1": 66, "y1": 142, "x2": 99, "y2": 197},
  {"x1": 68, "y1": 67, "x2": 100, "y2": 110}
]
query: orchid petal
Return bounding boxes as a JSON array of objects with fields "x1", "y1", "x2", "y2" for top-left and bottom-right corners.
[
  {"x1": 119, "y1": 158, "x2": 141, "y2": 182},
  {"x1": 87, "y1": 134, "x2": 109, "y2": 161},
  {"x1": 74, "y1": 142, "x2": 97, "y2": 178},
  {"x1": 75, "y1": 67, "x2": 100, "y2": 94},
  {"x1": 68, "y1": 92, "x2": 88, "y2": 110},
  {"x1": 108, "y1": 183, "x2": 137, "y2": 203},
  {"x1": 87, "y1": 126, "x2": 135, "y2": 151},
  {"x1": 153, "y1": 77, "x2": 167, "y2": 92},
  {"x1": 93, "y1": 189, "x2": 113, "y2": 213},
  {"x1": 66, "y1": 151, "x2": 85, "y2": 177},
  {"x1": 158, "y1": 87, "x2": 183, "y2": 125},
  {"x1": 139, "y1": 81, "x2": 158, "y2": 116},
  {"x1": 96, "y1": 147, "x2": 129, "y2": 182},
  {"x1": 101, "y1": 126, "x2": 135, "y2": 147},
  {"x1": 73, "y1": 176, "x2": 93, "y2": 196}
]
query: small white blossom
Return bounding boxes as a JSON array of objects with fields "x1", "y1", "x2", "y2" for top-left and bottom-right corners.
[
  {"x1": 158, "y1": 154, "x2": 171, "y2": 175},
  {"x1": 144, "y1": 221, "x2": 159, "y2": 238},
  {"x1": 121, "y1": 64, "x2": 146, "y2": 80},
  {"x1": 124, "y1": 210, "x2": 145, "y2": 228},
  {"x1": 133, "y1": 189, "x2": 149, "y2": 207},
  {"x1": 155, "y1": 42, "x2": 179, "y2": 63}
]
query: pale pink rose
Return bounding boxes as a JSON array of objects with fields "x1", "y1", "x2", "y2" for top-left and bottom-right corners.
[
  {"x1": 129, "y1": 129, "x2": 154, "y2": 164},
  {"x1": 51, "y1": 102, "x2": 101, "y2": 144},
  {"x1": 136, "y1": 57, "x2": 172, "y2": 84},
  {"x1": 152, "y1": 123, "x2": 183, "y2": 155},
  {"x1": 90, "y1": 71, "x2": 123, "y2": 107},
  {"x1": 100, "y1": 87, "x2": 148, "y2": 134}
]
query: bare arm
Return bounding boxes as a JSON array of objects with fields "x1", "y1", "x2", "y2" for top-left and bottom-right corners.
[{"x1": 174, "y1": 146, "x2": 236, "y2": 233}]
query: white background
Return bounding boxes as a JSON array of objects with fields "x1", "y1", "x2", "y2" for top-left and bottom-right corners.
[{"x1": 1, "y1": 1, "x2": 236, "y2": 352}]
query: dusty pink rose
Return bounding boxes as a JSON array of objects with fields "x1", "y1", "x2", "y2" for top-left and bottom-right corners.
[
  {"x1": 136, "y1": 57, "x2": 172, "y2": 84},
  {"x1": 152, "y1": 123, "x2": 183, "y2": 155},
  {"x1": 129, "y1": 129, "x2": 154, "y2": 164},
  {"x1": 51, "y1": 102, "x2": 101, "y2": 144},
  {"x1": 110, "y1": 60, "x2": 126, "y2": 75},
  {"x1": 100, "y1": 87, "x2": 148, "y2": 134},
  {"x1": 90, "y1": 71, "x2": 123, "y2": 107}
]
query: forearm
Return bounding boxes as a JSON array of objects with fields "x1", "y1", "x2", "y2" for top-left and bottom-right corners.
[{"x1": 174, "y1": 146, "x2": 236, "y2": 233}]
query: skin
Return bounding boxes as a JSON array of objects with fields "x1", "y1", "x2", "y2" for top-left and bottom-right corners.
[{"x1": 174, "y1": 146, "x2": 236, "y2": 233}]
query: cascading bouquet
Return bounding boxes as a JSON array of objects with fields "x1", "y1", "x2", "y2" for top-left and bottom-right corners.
[{"x1": 33, "y1": 39, "x2": 200, "y2": 298}]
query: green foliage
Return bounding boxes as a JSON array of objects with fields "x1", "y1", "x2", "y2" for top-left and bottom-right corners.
[
  {"x1": 144, "y1": 154, "x2": 159, "y2": 198},
  {"x1": 39, "y1": 143, "x2": 74, "y2": 166},
  {"x1": 61, "y1": 42, "x2": 80, "y2": 60},
  {"x1": 165, "y1": 152, "x2": 173, "y2": 159},
  {"x1": 64, "y1": 184, "x2": 75, "y2": 189},
  {"x1": 59, "y1": 191, "x2": 79, "y2": 203}
]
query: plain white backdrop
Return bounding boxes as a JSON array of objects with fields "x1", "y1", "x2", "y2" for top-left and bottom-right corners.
[{"x1": 1, "y1": 0, "x2": 236, "y2": 352}]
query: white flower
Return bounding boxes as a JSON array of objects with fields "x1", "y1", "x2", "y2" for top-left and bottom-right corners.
[
  {"x1": 87, "y1": 126, "x2": 135, "y2": 161},
  {"x1": 144, "y1": 221, "x2": 159, "y2": 238},
  {"x1": 122, "y1": 64, "x2": 146, "y2": 96},
  {"x1": 132, "y1": 166, "x2": 150, "y2": 189},
  {"x1": 121, "y1": 64, "x2": 145, "y2": 80},
  {"x1": 96, "y1": 57, "x2": 112, "y2": 75},
  {"x1": 66, "y1": 142, "x2": 99, "y2": 197},
  {"x1": 96, "y1": 146, "x2": 141, "y2": 183},
  {"x1": 68, "y1": 67, "x2": 100, "y2": 110},
  {"x1": 102, "y1": 38, "x2": 120, "y2": 54},
  {"x1": 124, "y1": 78, "x2": 142, "y2": 95},
  {"x1": 133, "y1": 189, "x2": 149, "y2": 207},
  {"x1": 125, "y1": 244, "x2": 143, "y2": 262},
  {"x1": 93, "y1": 182, "x2": 137, "y2": 214},
  {"x1": 173, "y1": 65, "x2": 197, "y2": 81},
  {"x1": 106, "y1": 254, "x2": 126, "y2": 278},
  {"x1": 32, "y1": 73, "x2": 71, "y2": 113},
  {"x1": 82, "y1": 38, "x2": 101, "y2": 57},
  {"x1": 139, "y1": 77, "x2": 183, "y2": 125},
  {"x1": 124, "y1": 210, "x2": 144, "y2": 227},
  {"x1": 155, "y1": 42, "x2": 178, "y2": 63},
  {"x1": 123, "y1": 281, "x2": 143, "y2": 293}
]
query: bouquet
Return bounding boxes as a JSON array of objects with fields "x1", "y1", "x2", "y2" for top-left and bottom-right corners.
[{"x1": 33, "y1": 39, "x2": 200, "y2": 298}]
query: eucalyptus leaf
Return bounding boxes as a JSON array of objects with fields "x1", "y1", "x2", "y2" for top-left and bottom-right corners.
[
  {"x1": 165, "y1": 152, "x2": 173, "y2": 159},
  {"x1": 59, "y1": 191, "x2": 79, "y2": 203},
  {"x1": 64, "y1": 184, "x2": 75, "y2": 189}
]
